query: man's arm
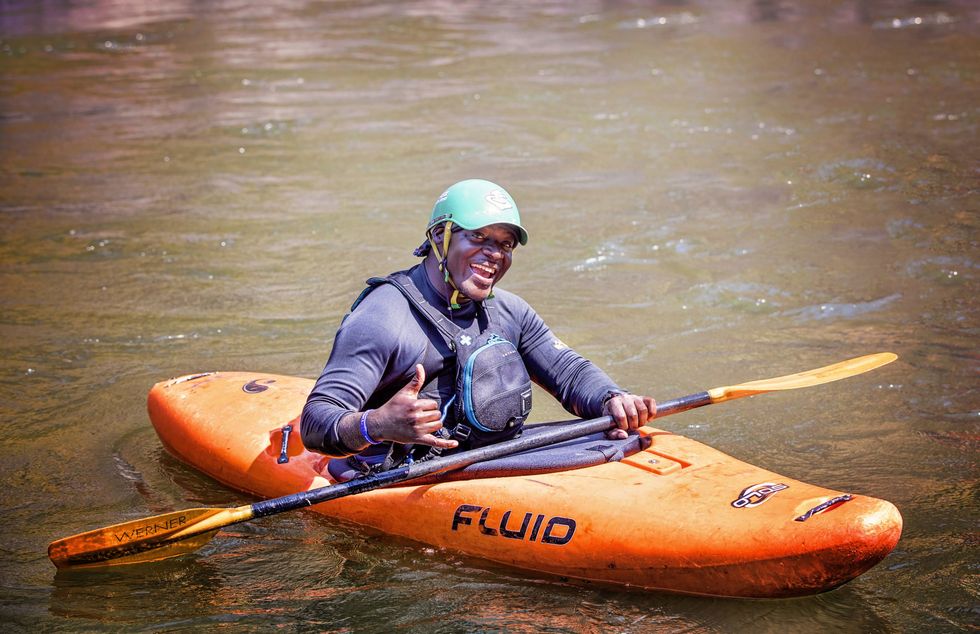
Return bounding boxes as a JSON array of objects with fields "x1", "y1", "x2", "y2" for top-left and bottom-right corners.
[
  {"x1": 512, "y1": 297, "x2": 657, "y2": 432},
  {"x1": 300, "y1": 288, "x2": 458, "y2": 456}
]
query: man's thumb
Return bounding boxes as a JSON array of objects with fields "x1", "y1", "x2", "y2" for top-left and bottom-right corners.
[{"x1": 402, "y1": 364, "x2": 425, "y2": 396}]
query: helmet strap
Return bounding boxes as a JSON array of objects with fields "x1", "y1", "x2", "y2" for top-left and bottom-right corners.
[{"x1": 426, "y1": 221, "x2": 463, "y2": 310}]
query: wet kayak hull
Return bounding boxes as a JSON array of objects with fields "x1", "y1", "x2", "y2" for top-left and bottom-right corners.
[{"x1": 147, "y1": 371, "x2": 902, "y2": 598}]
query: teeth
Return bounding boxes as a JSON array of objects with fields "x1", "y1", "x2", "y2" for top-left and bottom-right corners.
[{"x1": 473, "y1": 263, "x2": 495, "y2": 276}]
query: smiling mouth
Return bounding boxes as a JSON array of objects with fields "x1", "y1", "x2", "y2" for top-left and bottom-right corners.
[{"x1": 470, "y1": 262, "x2": 496, "y2": 281}]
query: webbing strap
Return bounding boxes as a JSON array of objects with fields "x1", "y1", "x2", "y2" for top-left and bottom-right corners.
[
  {"x1": 426, "y1": 222, "x2": 463, "y2": 309},
  {"x1": 349, "y1": 269, "x2": 492, "y2": 351},
  {"x1": 384, "y1": 272, "x2": 463, "y2": 348}
]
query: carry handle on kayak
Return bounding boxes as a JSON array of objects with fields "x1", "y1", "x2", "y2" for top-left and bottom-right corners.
[{"x1": 47, "y1": 352, "x2": 897, "y2": 569}]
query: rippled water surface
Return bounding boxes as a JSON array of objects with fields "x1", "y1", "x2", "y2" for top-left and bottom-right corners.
[{"x1": 1, "y1": 1, "x2": 977, "y2": 631}]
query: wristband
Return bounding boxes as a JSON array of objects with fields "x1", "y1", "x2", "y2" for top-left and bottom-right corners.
[{"x1": 359, "y1": 409, "x2": 381, "y2": 445}]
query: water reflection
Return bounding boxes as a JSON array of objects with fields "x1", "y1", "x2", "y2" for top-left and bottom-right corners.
[
  {"x1": 51, "y1": 560, "x2": 229, "y2": 625},
  {"x1": 51, "y1": 520, "x2": 350, "y2": 628}
]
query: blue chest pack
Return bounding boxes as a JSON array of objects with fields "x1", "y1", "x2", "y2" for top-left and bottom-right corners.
[{"x1": 351, "y1": 271, "x2": 533, "y2": 450}]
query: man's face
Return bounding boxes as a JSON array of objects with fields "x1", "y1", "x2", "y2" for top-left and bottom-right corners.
[{"x1": 434, "y1": 223, "x2": 517, "y2": 302}]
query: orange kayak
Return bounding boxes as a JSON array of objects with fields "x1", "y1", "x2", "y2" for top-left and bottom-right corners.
[{"x1": 147, "y1": 371, "x2": 902, "y2": 598}]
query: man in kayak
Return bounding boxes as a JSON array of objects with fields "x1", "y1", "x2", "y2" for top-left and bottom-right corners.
[{"x1": 301, "y1": 179, "x2": 656, "y2": 471}]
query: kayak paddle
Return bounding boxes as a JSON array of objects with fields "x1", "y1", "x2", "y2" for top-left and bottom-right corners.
[{"x1": 48, "y1": 351, "x2": 897, "y2": 569}]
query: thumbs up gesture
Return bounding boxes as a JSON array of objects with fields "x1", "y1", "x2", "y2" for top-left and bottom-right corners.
[{"x1": 364, "y1": 364, "x2": 459, "y2": 449}]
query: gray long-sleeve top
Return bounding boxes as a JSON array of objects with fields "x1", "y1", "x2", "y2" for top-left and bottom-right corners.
[{"x1": 300, "y1": 264, "x2": 623, "y2": 456}]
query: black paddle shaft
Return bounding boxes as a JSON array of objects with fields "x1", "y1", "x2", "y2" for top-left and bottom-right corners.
[
  {"x1": 250, "y1": 391, "x2": 715, "y2": 520},
  {"x1": 251, "y1": 414, "x2": 613, "y2": 518},
  {"x1": 656, "y1": 391, "x2": 712, "y2": 417}
]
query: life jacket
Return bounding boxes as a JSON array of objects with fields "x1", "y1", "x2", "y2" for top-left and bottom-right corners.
[{"x1": 347, "y1": 270, "x2": 533, "y2": 472}]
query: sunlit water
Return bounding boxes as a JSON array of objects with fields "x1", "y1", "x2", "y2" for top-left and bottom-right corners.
[{"x1": 1, "y1": 1, "x2": 977, "y2": 631}]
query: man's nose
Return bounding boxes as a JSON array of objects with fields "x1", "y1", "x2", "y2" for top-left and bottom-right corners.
[{"x1": 483, "y1": 243, "x2": 504, "y2": 259}]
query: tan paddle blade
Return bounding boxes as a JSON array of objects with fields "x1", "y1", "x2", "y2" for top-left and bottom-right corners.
[
  {"x1": 48, "y1": 505, "x2": 253, "y2": 569},
  {"x1": 707, "y1": 352, "x2": 898, "y2": 402}
]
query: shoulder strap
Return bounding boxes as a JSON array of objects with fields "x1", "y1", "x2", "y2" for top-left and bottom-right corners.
[
  {"x1": 349, "y1": 276, "x2": 386, "y2": 312},
  {"x1": 385, "y1": 272, "x2": 464, "y2": 349},
  {"x1": 342, "y1": 276, "x2": 387, "y2": 326},
  {"x1": 350, "y1": 271, "x2": 463, "y2": 350}
]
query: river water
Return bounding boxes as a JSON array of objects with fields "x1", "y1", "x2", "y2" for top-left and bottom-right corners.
[{"x1": 1, "y1": 1, "x2": 977, "y2": 631}]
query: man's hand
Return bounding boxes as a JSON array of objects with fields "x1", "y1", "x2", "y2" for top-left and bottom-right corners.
[
  {"x1": 602, "y1": 393, "x2": 657, "y2": 440},
  {"x1": 366, "y1": 364, "x2": 458, "y2": 449}
]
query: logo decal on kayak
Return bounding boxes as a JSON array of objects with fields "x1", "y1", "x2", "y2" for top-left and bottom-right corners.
[
  {"x1": 795, "y1": 495, "x2": 853, "y2": 522},
  {"x1": 731, "y1": 482, "x2": 789, "y2": 508},
  {"x1": 451, "y1": 504, "x2": 576, "y2": 545},
  {"x1": 243, "y1": 379, "x2": 276, "y2": 394}
]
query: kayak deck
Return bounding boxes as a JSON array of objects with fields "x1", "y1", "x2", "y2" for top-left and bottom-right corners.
[{"x1": 147, "y1": 371, "x2": 903, "y2": 598}]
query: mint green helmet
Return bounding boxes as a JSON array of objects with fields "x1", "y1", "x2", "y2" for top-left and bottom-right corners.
[{"x1": 426, "y1": 179, "x2": 529, "y2": 246}]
